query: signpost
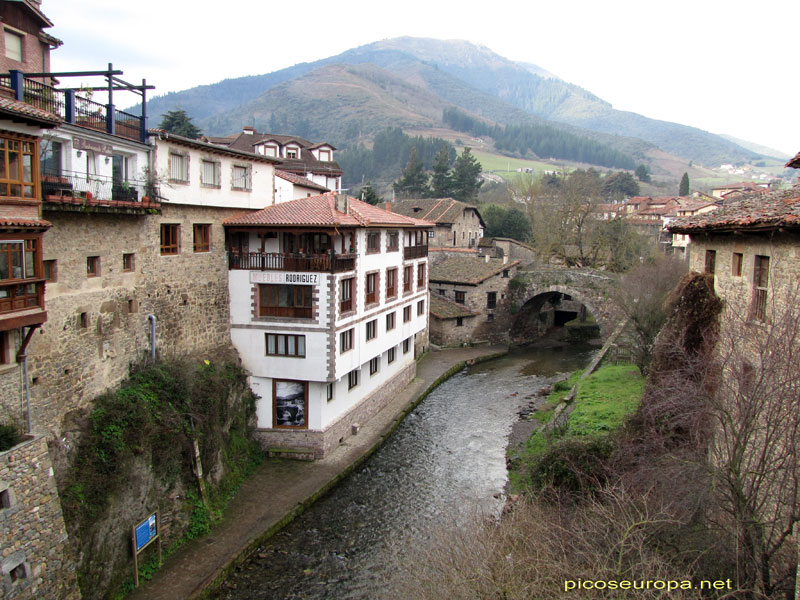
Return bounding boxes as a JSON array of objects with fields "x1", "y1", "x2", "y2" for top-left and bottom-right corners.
[{"x1": 131, "y1": 511, "x2": 161, "y2": 588}]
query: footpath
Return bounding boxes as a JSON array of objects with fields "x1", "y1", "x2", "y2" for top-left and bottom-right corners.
[{"x1": 128, "y1": 345, "x2": 507, "y2": 600}]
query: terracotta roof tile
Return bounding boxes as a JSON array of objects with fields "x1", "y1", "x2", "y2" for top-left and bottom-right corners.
[
  {"x1": 0, "y1": 97, "x2": 60, "y2": 125},
  {"x1": 149, "y1": 129, "x2": 282, "y2": 163},
  {"x1": 430, "y1": 293, "x2": 478, "y2": 319},
  {"x1": 0, "y1": 216, "x2": 51, "y2": 229},
  {"x1": 786, "y1": 151, "x2": 800, "y2": 169},
  {"x1": 275, "y1": 170, "x2": 329, "y2": 192},
  {"x1": 430, "y1": 256, "x2": 519, "y2": 285},
  {"x1": 668, "y1": 184, "x2": 800, "y2": 233},
  {"x1": 381, "y1": 198, "x2": 486, "y2": 228},
  {"x1": 223, "y1": 192, "x2": 433, "y2": 228}
]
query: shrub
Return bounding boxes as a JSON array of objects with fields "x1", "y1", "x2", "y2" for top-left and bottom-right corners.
[{"x1": 0, "y1": 423, "x2": 20, "y2": 452}]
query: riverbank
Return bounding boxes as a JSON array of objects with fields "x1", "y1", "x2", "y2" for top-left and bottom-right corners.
[{"x1": 127, "y1": 345, "x2": 507, "y2": 600}]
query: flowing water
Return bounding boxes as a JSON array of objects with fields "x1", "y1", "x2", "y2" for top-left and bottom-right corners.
[{"x1": 212, "y1": 344, "x2": 595, "y2": 600}]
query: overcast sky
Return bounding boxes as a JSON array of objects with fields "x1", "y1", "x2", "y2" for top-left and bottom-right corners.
[{"x1": 44, "y1": 0, "x2": 797, "y2": 157}]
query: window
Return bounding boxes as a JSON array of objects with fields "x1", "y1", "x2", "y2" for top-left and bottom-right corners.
[
  {"x1": 0, "y1": 331, "x2": 9, "y2": 364},
  {"x1": 487, "y1": 313, "x2": 495, "y2": 322},
  {"x1": 487, "y1": 291, "x2": 497, "y2": 309},
  {"x1": 340, "y1": 328, "x2": 354, "y2": 353},
  {"x1": 169, "y1": 152, "x2": 189, "y2": 182},
  {"x1": 403, "y1": 265, "x2": 412, "y2": 293},
  {"x1": 340, "y1": 277, "x2": 354, "y2": 313},
  {"x1": 0, "y1": 134, "x2": 37, "y2": 199},
  {"x1": 387, "y1": 231, "x2": 399, "y2": 251},
  {"x1": 193, "y1": 224, "x2": 211, "y2": 253},
  {"x1": 704, "y1": 249, "x2": 716, "y2": 275},
  {"x1": 365, "y1": 272, "x2": 378, "y2": 305},
  {"x1": 9, "y1": 562, "x2": 26, "y2": 583},
  {"x1": 366, "y1": 319, "x2": 377, "y2": 341},
  {"x1": 386, "y1": 311, "x2": 395, "y2": 331},
  {"x1": 161, "y1": 224, "x2": 180, "y2": 255},
  {"x1": 752, "y1": 255, "x2": 769, "y2": 322},
  {"x1": 79, "y1": 312, "x2": 89, "y2": 328},
  {"x1": 388, "y1": 347, "x2": 396, "y2": 364},
  {"x1": 4, "y1": 30, "x2": 23, "y2": 62},
  {"x1": 455, "y1": 290, "x2": 466, "y2": 305},
  {"x1": 428, "y1": 230, "x2": 435, "y2": 239},
  {"x1": 87, "y1": 256, "x2": 100, "y2": 277},
  {"x1": 0, "y1": 238, "x2": 41, "y2": 314},
  {"x1": 232, "y1": 164, "x2": 251, "y2": 190},
  {"x1": 0, "y1": 487, "x2": 10, "y2": 508},
  {"x1": 366, "y1": 232, "x2": 380, "y2": 254},
  {"x1": 403, "y1": 305, "x2": 411, "y2": 322},
  {"x1": 319, "y1": 149, "x2": 331, "y2": 161},
  {"x1": 417, "y1": 263, "x2": 426, "y2": 287},
  {"x1": 327, "y1": 382, "x2": 334, "y2": 402},
  {"x1": 40, "y1": 140, "x2": 62, "y2": 177},
  {"x1": 259, "y1": 284, "x2": 312, "y2": 318},
  {"x1": 386, "y1": 268, "x2": 397, "y2": 298},
  {"x1": 417, "y1": 300, "x2": 425, "y2": 316},
  {"x1": 437, "y1": 289, "x2": 446, "y2": 297},
  {"x1": 456, "y1": 317, "x2": 464, "y2": 327},
  {"x1": 502, "y1": 270, "x2": 509, "y2": 278},
  {"x1": 273, "y1": 380, "x2": 307, "y2": 429},
  {"x1": 122, "y1": 253, "x2": 134, "y2": 272},
  {"x1": 266, "y1": 333, "x2": 306, "y2": 357},
  {"x1": 403, "y1": 337, "x2": 411, "y2": 354},
  {"x1": 348, "y1": 369, "x2": 359, "y2": 389},
  {"x1": 369, "y1": 356, "x2": 380, "y2": 375},
  {"x1": 286, "y1": 148, "x2": 298, "y2": 159},
  {"x1": 732, "y1": 252, "x2": 743, "y2": 277},
  {"x1": 201, "y1": 159, "x2": 220, "y2": 187},
  {"x1": 44, "y1": 259, "x2": 57, "y2": 282}
]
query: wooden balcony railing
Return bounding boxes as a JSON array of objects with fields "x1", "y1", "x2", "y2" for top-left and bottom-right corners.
[
  {"x1": 229, "y1": 252, "x2": 356, "y2": 273},
  {"x1": 403, "y1": 245, "x2": 428, "y2": 260},
  {"x1": 0, "y1": 280, "x2": 44, "y2": 314}
]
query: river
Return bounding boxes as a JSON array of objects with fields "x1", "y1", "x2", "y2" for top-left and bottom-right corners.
[{"x1": 212, "y1": 344, "x2": 595, "y2": 600}]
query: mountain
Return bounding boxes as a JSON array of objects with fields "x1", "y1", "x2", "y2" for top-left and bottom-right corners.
[
  {"x1": 718, "y1": 134, "x2": 790, "y2": 160},
  {"x1": 136, "y1": 37, "x2": 761, "y2": 168}
]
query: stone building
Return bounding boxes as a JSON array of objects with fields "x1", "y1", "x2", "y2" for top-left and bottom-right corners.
[
  {"x1": 224, "y1": 192, "x2": 431, "y2": 458},
  {"x1": 381, "y1": 198, "x2": 485, "y2": 249},
  {"x1": 428, "y1": 255, "x2": 519, "y2": 346}
]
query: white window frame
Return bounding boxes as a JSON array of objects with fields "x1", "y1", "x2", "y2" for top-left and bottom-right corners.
[
  {"x1": 200, "y1": 159, "x2": 221, "y2": 187},
  {"x1": 231, "y1": 164, "x2": 252, "y2": 191},
  {"x1": 169, "y1": 151, "x2": 189, "y2": 183}
]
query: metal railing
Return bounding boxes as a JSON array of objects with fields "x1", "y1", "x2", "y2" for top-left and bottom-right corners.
[
  {"x1": 229, "y1": 252, "x2": 356, "y2": 273},
  {"x1": 41, "y1": 169, "x2": 150, "y2": 203}
]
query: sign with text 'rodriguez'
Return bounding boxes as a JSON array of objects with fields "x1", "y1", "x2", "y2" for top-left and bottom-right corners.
[{"x1": 250, "y1": 271, "x2": 320, "y2": 285}]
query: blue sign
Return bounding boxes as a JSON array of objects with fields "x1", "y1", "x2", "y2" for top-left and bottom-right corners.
[{"x1": 135, "y1": 514, "x2": 157, "y2": 553}]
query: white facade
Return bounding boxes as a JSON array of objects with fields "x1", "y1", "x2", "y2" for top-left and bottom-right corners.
[
  {"x1": 151, "y1": 133, "x2": 278, "y2": 209},
  {"x1": 228, "y1": 226, "x2": 429, "y2": 437},
  {"x1": 274, "y1": 172, "x2": 328, "y2": 204}
]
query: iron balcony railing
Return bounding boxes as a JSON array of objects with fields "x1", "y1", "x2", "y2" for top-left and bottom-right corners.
[
  {"x1": 403, "y1": 245, "x2": 428, "y2": 260},
  {"x1": 41, "y1": 169, "x2": 154, "y2": 203},
  {"x1": 228, "y1": 252, "x2": 356, "y2": 273},
  {"x1": 0, "y1": 73, "x2": 146, "y2": 143}
]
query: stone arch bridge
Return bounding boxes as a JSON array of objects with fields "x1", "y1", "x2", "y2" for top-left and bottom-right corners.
[{"x1": 507, "y1": 267, "x2": 623, "y2": 341}]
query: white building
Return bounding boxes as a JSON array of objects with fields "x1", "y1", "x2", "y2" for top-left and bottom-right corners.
[
  {"x1": 224, "y1": 192, "x2": 431, "y2": 458},
  {"x1": 274, "y1": 169, "x2": 330, "y2": 204}
]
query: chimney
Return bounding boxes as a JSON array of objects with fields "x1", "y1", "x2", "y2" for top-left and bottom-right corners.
[
  {"x1": 242, "y1": 126, "x2": 255, "y2": 135},
  {"x1": 485, "y1": 254, "x2": 490, "y2": 263},
  {"x1": 385, "y1": 202, "x2": 392, "y2": 213},
  {"x1": 335, "y1": 193, "x2": 349, "y2": 214}
]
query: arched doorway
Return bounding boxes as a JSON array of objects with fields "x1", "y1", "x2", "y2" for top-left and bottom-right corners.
[{"x1": 511, "y1": 290, "x2": 601, "y2": 343}]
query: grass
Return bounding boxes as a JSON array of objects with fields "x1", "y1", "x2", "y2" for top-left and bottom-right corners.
[
  {"x1": 468, "y1": 149, "x2": 572, "y2": 182},
  {"x1": 509, "y1": 364, "x2": 643, "y2": 492}
]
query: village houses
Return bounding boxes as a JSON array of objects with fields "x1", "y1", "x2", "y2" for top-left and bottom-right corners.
[{"x1": 380, "y1": 198, "x2": 485, "y2": 250}]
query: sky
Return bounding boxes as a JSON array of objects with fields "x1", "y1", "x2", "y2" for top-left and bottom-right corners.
[{"x1": 43, "y1": 0, "x2": 797, "y2": 157}]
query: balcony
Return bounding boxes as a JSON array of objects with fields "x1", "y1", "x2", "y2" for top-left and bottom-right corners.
[
  {"x1": 403, "y1": 245, "x2": 428, "y2": 260},
  {"x1": 0, "y1": 280, "x2": 45, "y2": 326},
  {"x1": 229, "y1": 252, "x2": 356, "y2": 273},
  {"x1": 41, "y1": 170, "x2": 159, "y2": 212},
  {"x1": 0, "y1": 70, "x2": 148, "y2": 144}
]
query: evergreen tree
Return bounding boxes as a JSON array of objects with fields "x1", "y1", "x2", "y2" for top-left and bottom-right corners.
[
  {"x1": 635, "y1": 164, "x2": 651, "y2": 183},
  {"x1": 679, "y1": 172, "x2": 690, "y2": 196},
  {"x1": 358, "y1": 182, "x2": 382, "y2": 205},
  {"x1": 393, "y1": 147, "x2": 430, "y2": 198},
  {"x1": 430, "y1": 144, "x2": 454, "y2": 198},
  {"x1": 158, "y1": 109, "x2": 202, "y2": 139},
  {"x1": 451, "y1": 147, "x2": 483, "y2": 201},
  {"x1": 602, "y1": 171, "x2": 640, "y2": 200}
]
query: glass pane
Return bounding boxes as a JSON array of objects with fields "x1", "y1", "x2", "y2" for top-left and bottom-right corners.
[
  {"x1": 278, "y1": 285, "x2": 293, "y2": 307},
  {"x1": 9, "y1": 184, "x2": 20, "y2": 196},
  {"x1": 25, "y1": 248, "x2": 34, "y2": 278},
  {"x1": 277, "y1": 335, "x2": 286, "y2": 355},
  {"x1": 267, "y1": 335, "x2": 275, "y2": 354},
  {"x1": 26, "y1": 283, "x2": 36, "y2": 295},
  {"x1": 22, "y1": 154, "x2": 32, "y2": 183},
  {"x1": 23, "y1": 185, "x2": 34, "y2": 198},
  {"x1": 0, "y1": 253, "x2": 8, "y2": 280},
  {"x1": 10, "y1": 243, "x2": 22, "y2": 278},
  {"x1": 297, "y1": 337, "x2": 305, "y2": 356},
  {"x1": 288, "y1": 336, "x2": 295, "y2": 355},
  {"x1": 9, "y1": 150, "x2": 19, "y2": 180}
]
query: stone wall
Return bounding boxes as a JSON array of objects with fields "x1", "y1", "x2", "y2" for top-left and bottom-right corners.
[
  {"x1": 0, "y1": 435, "x2": 79, "y2": 600},
  {"x1": 254, "y1": 361, "x2": 416, "y2": 458},
  {"x1": 29, "y1": 204, "x2": 243, "y2": 440},
  {"x1": 0, "y1": 360, "x2": 22, "y2": 430}
]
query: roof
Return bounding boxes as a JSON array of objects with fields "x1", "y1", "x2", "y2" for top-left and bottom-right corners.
[
  {"x1": 786, "y1": 152, "x2": 800, "y2": 169},
  {"x1": 149, "y1": 130, "x2": 282, "y2": 164},
  {"x1": 382, "y1": 198, "x2": 486, "y2": 228},
  {"x1": 711, "y1": 181, "x2": 766, "y2": 191},
  {"x1": 275, "y1": 170, "x2": 329, "y2": 192},
  {"x1": 0, "y1": 216, "x2": 51, "y2": 230},
  {"x1": 430, "y1": 256, "x2": 519, "y2": 285},
  {"x1": 223, "y1": 192, "x2": 434, "y2": 228},
  {"x1": 0, "y1": 97, "x2": 60, "y2": 126},
  {"x1": 429, "y1": 293, "x2": 478, "y2": 320},
  {"x1": 6, "y1": 0, "x2": 54, "y2": 27},
  {"x1": 668, "y1": 185, "x2": 800, "y2": 234}
]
